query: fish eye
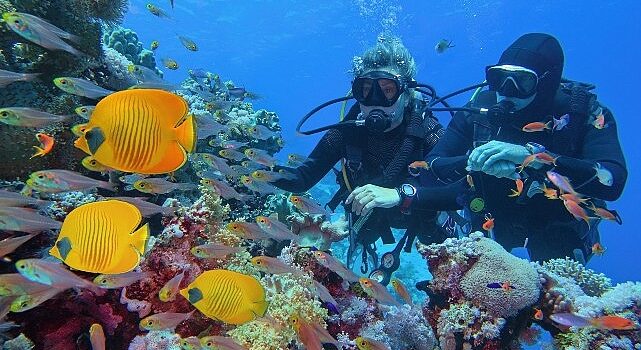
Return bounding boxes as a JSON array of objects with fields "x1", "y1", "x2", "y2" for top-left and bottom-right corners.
[
  {"x1": 206, "y1": 342, "x2": 212, "y2": 347},
  {"x1": 90, "y1": 160, "x2": 97, "y2": 165},
  {"x1": 18, "y1": 264, "x2": 25, "y2": 269},
  {"x1": 147, "y1": 320, "x2": 154, "y2": 325},
  {"x1": 0, "y1": 112, "x2": 7, "y2": 117},
  {"x1": 195, "y1": 249, "x2": 201, "y2": 254},
  {"x1": 81, "y1": 108, "x2": 87, "y2": 113},
  {"x1": 60, "y1": 80, "x2": 67, "y2": 84}
]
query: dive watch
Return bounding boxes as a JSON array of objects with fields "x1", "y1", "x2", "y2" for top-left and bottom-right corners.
[{"x1": 397, "y1": 183, "x2": 417, "y2": 215}]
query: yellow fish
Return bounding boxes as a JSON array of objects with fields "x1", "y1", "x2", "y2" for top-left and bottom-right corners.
[
  {"x1": 73, "y1": 89, "x2": 196, "y2": 174},
  {"x1": 49, "y1": 200, "x2": 149, "y2": 274},
  {"x1": 179, "y1": 269, "x2": 267, "y2": 325}
]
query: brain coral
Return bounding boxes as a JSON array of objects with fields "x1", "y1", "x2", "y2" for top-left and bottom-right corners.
[{"x1": 460, "y1": 237, "x2": 541, "y2": 318}]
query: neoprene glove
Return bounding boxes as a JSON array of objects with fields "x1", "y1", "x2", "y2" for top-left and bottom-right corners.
[
  {"x1": 344, "y1": 184, "x2": 401, "y2": 216},
  {"x1": 468, "y1": 140, "x2": 530, "y2": 169}
]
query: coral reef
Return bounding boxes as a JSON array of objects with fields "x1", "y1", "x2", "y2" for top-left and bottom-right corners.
[
  {"x1": 288, "y1": 212, "x2": 349, "y2": 251},
  {"x1": 102, "y1": 26, "x2": 156, "y2": 69},
  {"x1": 543, "y1": 257, "x2": 612, "y2": 297}
]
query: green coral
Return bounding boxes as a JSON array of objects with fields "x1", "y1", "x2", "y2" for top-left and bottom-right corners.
[
  {"x1": 228, "y1": 273, "x2": 328, "y2": 350},
  {"x1": 543, "y1": 258, "x2": 612, "y2": 297},
  {"x1": 553, "y1": 328, "x2": 598, "y2": 350}
]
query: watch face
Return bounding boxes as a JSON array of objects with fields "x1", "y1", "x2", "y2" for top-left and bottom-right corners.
[{"x1": 401, "y1": 184, "x2": 416, "y2": 196}]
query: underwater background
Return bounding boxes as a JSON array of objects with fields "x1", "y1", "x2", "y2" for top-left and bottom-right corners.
[
  {"x1": 123, "y1": 0, "x2": 641, "y2": 283},
  {"x1": 0, "y1": 0, "x2": 639, "y2": 349}
]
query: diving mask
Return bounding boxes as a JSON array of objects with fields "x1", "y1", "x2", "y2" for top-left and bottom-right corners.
[
  {"x1": 486, "y1": 65, "x2": 543, "y2": 99},
  {"x1": 352, "y1": 70, "x2": 407, "y2": 107}
]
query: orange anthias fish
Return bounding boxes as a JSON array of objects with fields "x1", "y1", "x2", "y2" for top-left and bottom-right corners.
[
  {"x1": 588, "y1": 203, "x2": 622, "y2": 224},
  {"x1": 408, "y1": 161, "x2": 429, "y2": 176},
  {"x1": 560, "y1": 193, "x2": 588, "y2": 204},
  {"x1": 593, "y1": 112, "x2": 608, "y2": 129},
  {"x1": 159, "y1": 270, "x2": 184, "y2": 302},
  {"x1": 30, "y1": 133, "x2": 54, "y2": 159},
  {"x1": 522, "y1": 121, "x2": 552, "y2": 132},
  {"x1": 518, "y1": 154, "x2": 537, "y2": 173},
  {"x1": 592, "y1": 243, "x2": 606, "y2": 256},
  {"x1": 359, "y1": 277, "x2": 401, "y2": 307},
  {"x1": 139, "y1": 310, "x2": 195, "y2": 331},
  {"x1": 561, "y1": 196, "x2": 591, "y2": 226},
  {"x1": 487, "y1": 281, "x2": 516, "y2": 292},
  {"x1": 226, "y1": 221, "x2": 271, "y2": 240},
  {"x1": 542, "y1": 184, "x2": 558, "y2": 200},
  {"x1": 390, "y1": 278, "x2": 413, "y2": 306},
  {"x1": 313, "y1": 251, "x2": 360, "y2": 283},
  {"x1": 355, "y1": 336, "x2": 391, "y2": 350},
  {"x1": 89, "y1": 323, "x2": 106, "y2": 350},
  {"x1": 508, "y1": 179, "x2": 524, "y2": 197},
  {"x1": 250, "y1": 256, "x2": 303, "y2": 275},
  {"x1": 533, "y1": 308, "x2": 544, "y2": 321},
  {"x1": 589, "y1": 315, "x2": 638, "y2": 331},
  {"x1": 482, "y1": 214, "x2": 494, "y2": 231}
]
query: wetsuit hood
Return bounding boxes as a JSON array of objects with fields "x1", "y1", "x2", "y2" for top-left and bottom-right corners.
[{"x1": 497, "y1": 33, "x2": 564, "y2": 115}]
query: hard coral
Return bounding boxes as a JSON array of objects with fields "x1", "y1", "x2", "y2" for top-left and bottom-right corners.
[
  {"x1": 288, "y1": 212, "x2": 349, "y2": 251},
  {"x1": 542, "y1": 257, "x2": 612, "y2": 297},
  {"x1": 103, "y1": 26, "x2": 157, "y2": 69},
  {"x1": 459, "y1": 238, "x2": 541, "y2": 318}
]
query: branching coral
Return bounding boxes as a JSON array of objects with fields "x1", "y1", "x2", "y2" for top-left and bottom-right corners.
[{"x1": 542, "y1": 257, "x2": 612, "y2": 297}]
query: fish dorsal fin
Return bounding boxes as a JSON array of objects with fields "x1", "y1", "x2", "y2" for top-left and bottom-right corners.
[{"x1": 85, "y1": 127, "x2": 105, "y2": 155}]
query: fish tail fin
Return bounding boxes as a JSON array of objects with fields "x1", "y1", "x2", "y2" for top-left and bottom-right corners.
[
  {"x1": 252, "y1": 298, "x2": 269, "y2": 318},
  {"x1": 175, "y1": 114, "x2": 196, "y2": 153},
  {"x1": 97, "y1": 180, "x2": 116, "y2": 192},
  {"x1": 130, "y1": 223, "x2": 150, "y2": 255},
  {"x1": 30, "y1": 146, "x2": 45, "y2": 159},
  {"x1": 508, "y1": 189, "x2": 519, "y2": 197}
]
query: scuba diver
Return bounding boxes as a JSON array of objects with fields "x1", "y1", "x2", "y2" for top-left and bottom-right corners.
[
  {"x1": 420, "y1": 33, "x2": 628, "y2": 262},
  {"x1": 272, "y1": 35, "x2": 449, "y2": 284}
]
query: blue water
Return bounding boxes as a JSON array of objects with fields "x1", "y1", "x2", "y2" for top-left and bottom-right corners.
[{"x1": 124, "y1": 0, "x2": 641, "y2": 283}]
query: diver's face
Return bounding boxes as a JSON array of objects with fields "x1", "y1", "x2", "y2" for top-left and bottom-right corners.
[{"x1": 360, "y1": 79, "x2": 399, "y2": 102}]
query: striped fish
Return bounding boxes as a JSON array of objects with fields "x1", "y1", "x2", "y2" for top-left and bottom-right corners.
[
  {"x1": 48, "y1": 200, "x2": 149, "y2": 274},
  {"x1": 73, "y1": 89, "x2": 196, "y2": 174},
  {"x1": 179, "y1": 269, "x2": 267, "y2": 325}
]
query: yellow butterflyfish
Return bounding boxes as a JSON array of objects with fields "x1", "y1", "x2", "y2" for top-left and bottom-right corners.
[
  {"x1": 49, "y1": 200, "x2": 149, "y2": 274},
  {"x1": 73, "y1": 89, "x2": 196, "y2": 174}
]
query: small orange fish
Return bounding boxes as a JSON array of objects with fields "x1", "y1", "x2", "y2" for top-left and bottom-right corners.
[
  {"x1": 518, "y1": 154, "x2": 537, "y2": 173},
  {"x1": 30, "y1": 133, "x2": 54, "y2": 159},
  {"x1": 487, "y1": 280, "x2": 516, "y2": 292},
  {"x1": 533, "y1": 308, "x2": 543, "y2": 320},
  {"x1": 522, "y1": 121, "x2": 552, "y2": 132},
  {"x1": 560, "y1": 193, "x2": 588, "y2": 204},
  {"x1": 508, "y1": 179, "x2": 524, "y2": 197},
  {"x1": 390, "y1": 278, "x2": 413, "y2": 306},
  {"x1": 593, "y1": 113, "x2": 608, "y2": 129},
  {"x1": 589, "y1": 315, "x2": 637, "y2": 331},
  {"x1": 592, "y1": 243, "x2": 606, "y2": 256},
  {"x1": 542, "y1": 184, "x2": 558, "y2": 200},
  {"x1": 466, "y1": 174, "x2": 475, "y2": 190},
  {"x1": 587, "y1": 203, "x2": 621, "y2": 223},
  {"x1": 561, "y1": 196, "x2": 591, "y2": 226},
  {"x1": 534, "y1": 152, "x2": 557, "y2": 165},
  {"x1": 482, "y1": 214, "x2": 494, "y2": 231},
  {"x1": 408, "y1": 161, "x2": 429, "y2": 176}
]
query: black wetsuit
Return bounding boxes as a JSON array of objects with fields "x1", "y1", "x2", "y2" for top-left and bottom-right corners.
[
  {"x1": 425, "y1": 33, "x2": 628, "y2": 262},
  {"x1": 274, "y1": 99, "x2": 447, "y2": 246}
]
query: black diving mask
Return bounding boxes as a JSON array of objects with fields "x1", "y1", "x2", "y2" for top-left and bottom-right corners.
[
  {"x1": 486, "y1": 65, "x2": 543, "y2": 99},
  {"x1": 352, "y1": 70, "x2": 407, "y2": 107}
]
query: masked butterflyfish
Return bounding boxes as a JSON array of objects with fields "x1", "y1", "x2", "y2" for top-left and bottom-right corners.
[
  {"x1": 73, "y1": 89, "x2": 196, "y2": 174},
  {"x1": 49, "y1": 200, "x2": 149, "y2": 274},
  {"x1": 179, "y1": 269, "x2": 267, "y2": 325}
]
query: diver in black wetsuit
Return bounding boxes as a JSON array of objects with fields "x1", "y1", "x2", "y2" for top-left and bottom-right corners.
[
  {"x1": 271, "y1": 35, "x2": 446, "y2": 281},
  {"x1": 424, "y1": 33, "x2": 627, "y2": 262}
]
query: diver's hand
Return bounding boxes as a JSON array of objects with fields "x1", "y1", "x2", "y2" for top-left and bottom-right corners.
[
  {"x1": 468, "y1": 140, "x2": 529, "y2": 170},
  {"x1": 345, "y1": 184, "x2": 401, "y2": 216},
  {"x1": 479, "y1": 160, "x2": 520, "y2": 179}
]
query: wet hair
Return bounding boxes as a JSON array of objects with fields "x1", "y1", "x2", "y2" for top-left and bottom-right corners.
[{"x1": 353, "y1": 33, "x2": 417, "y2": 82}]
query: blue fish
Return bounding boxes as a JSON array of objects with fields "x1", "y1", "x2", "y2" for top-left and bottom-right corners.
[
  {"x1": 487, "y1": 281, "x2": 516, "y2": 291},
  {"x1": 553, "y1": 114, "x2": 570, "y2": 131}
]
